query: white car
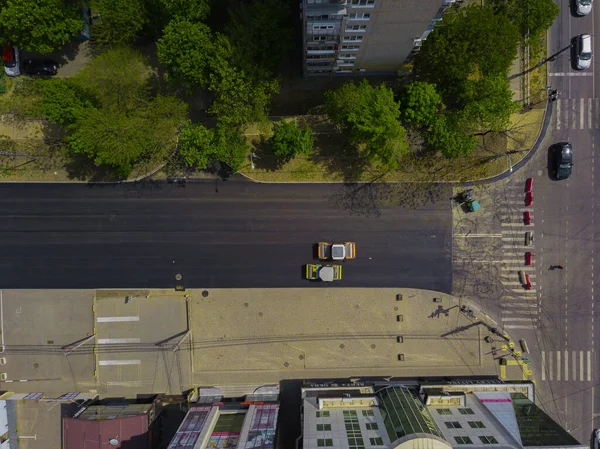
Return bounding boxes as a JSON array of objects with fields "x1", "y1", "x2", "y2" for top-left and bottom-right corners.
[
  {"x1": 576, "y1": 0, "x2": 593, "y2": 16},
  {"x1": 2, "y1": 45, "x2": 20, "y2": 77},
  {"x1": 573, "y1": 34, "x2": 592, "y2": 70}
]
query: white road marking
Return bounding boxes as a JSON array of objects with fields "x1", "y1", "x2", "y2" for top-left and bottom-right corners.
[
  {"x1": 454, "y1": 234, "x2": 503, "y2": 238},
  {"x1": 505, "y1": 324, "x2": 536, "y2": 329},
  {"x1": 588, "y1": 98, "x2": 592, "y2": 130},
  {"x1": 565, "y1": 350, "x2": 569, "y2": 381},
  {"x1": 542, "y1": 351, "x2": 546, "y2": 381},
  {"x1": 98, "y1": 338, "x2": 141, "y2": 344},
  {"x1": 588, "y1": 351, "x2": 592, "y2": 381},
  {"x1": 97, "y1": 316, "x2": 140, "y2": 322},
  {"x1": 557, "y1": 350, "x2": 561, "y2": 381},
  {"x1": 557, "y1": 99, "x2": 561, "y2": 130},
  {"x1": 580, "y1": 351, "x2": 584, "y2": 381},
  {"x1": 549, "y1": 351, "x2": 553, "y2": 380},
  {"x1": 549, "y1": 72, "x2": 594, "y2": 76},
  {"x1": 573, "y1": 351, "x2": 577, "y2": 381},
  {"x1": 99, "y1": 359, "x2": 141, "y2": 366}
]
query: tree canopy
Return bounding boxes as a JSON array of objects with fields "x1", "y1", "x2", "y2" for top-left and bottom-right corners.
[
  {"x1": 157, "y1": 19, "x2": 231, "y2": 88},
  {"x1": 325, "y1": 80, "x2": 408, "y2": 169},
  {"x1": 399, "y1": 81, "x2": 442, "y2": 127},
  {"x1": 427, "y1": 113, "x2": 477, "y2": 158},
  {"x1": 0, "y1": 0, "x2": 83, "y2": 54},
  {"x1": 41, "y1": 79, "x2": 96, "y2": 128},
  {"x1": 502, "y1": 0, "x2": 559, "y2": 38},
  {"x1": 225, "y1": 0, "x2": 293, "y2": 75},
  {"x1": 414, "y1": 5, "x2": 520, "y2": 97},
  {"x1": 270, "y1": 120, "x2": 313, "y2": 162},
  {"x1": 456, "y1": 75, "x2": 520, "y2": 132},
  {"x1": 73, "y1": 47, "x2": 150, "y2": 112},
  {"x1": 89, "y1": 0, "x2": 148, "y2": 47}
]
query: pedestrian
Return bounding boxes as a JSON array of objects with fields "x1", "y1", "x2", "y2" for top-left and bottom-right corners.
[{"x1": 557, "y1": 264, "x2": 564, "y2": 269}]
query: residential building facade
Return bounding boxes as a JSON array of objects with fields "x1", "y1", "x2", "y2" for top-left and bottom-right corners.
[{"x1": 302, "y1": 0, "x2": 457, "y2": 77}]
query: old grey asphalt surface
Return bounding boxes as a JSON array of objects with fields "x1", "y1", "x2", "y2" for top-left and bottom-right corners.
[
  {"x1": 0, "y1": 181, "x2": 452, "y2": 290},
  {"x1": 502, "y1": 3, "x2": 600, "y2": 445}
]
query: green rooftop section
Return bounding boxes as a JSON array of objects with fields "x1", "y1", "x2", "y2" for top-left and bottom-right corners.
[
  {"x1": 378, "y1": 386, "x2": 444, "y2": 443},
  {"x1": 511, "y1": 393, "x2": 580, "y2": 447},
  {"x1": 213, "y1": 412, "x2": 246, "y2": 433}
]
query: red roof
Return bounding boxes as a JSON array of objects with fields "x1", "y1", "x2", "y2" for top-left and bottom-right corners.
[{"x1": 63, "y1": 415, "x2": 149, "y2": 449}]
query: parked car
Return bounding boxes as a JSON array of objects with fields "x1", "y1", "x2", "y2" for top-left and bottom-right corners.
[
  {"x1": 573, "y1": 34, "x2": 592, "y2": 70},
  {"x1": 2, "y1": 45, "x2": 20, "y2": 77},
  {"x1": 551, "y1": 142, "x2": 573, "y2": 180},
  {"x1": 23, "y1": 59, "x2": 58, "y2": 76},
  {"x1": 575, "y1": 0, "x2": 593, "y2": 15},
  {"x1": 593, "y1": 428, "x2": 600, "y2": 449}
]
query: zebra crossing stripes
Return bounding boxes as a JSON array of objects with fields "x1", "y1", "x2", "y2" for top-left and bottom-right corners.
[
  {"x1": 553, "y1": 98, "x2": 599, "y2": 130},
  {"x1": 499, "y1": 183, "x2": 537, "y2": 330},
  {"x1": 541, "y1": 350, "x2": 594, "y2": 382}
]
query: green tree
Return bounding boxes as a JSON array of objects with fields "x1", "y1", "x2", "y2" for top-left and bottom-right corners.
[
  {"x1": 157, "y1": 19, "x2": 231, "y2": 88},
  {"x1": 161, "y1": 0, "x2": 210, "y2": 21},
  {"x1": 73, "y1": 47, "x2": 150, "y2": 111},
  {"x1": 90, "y1": 0, "x2": 148, "y2": 47},
  {"x1": 41, "y1": 79, "x2": 96, "y2": 128},
  {"x1": 140, "y1": 94, "x2": 188, "y2": 147},
  {"x1": 0, "y1": 0, "x2": 83, "y2": 54},
  {"x1": 400, "y1": 81, "x2": 442, "y2": 126},
  {"x1": 68, "y1": 108, "x2": 156, "y2": 178},
  {"x1": 178, "y1": 122, "x2": 215, "y2": 168},
  {"x1": 414, "y1": 5, "x2": 519, "y2": 96},
  {"x1": 427, "y1": 113, "x2": 477, "y2": 158},
  {"x1": 505, "y1": 0, "x2": 559, "y2": 38},
  {"x1": 270, "y1": 120, "x2": 313, "y2": 161},
  {"x1": 457, "y1": 75, "x2": 520, "y2": 133},
  {"x1": 325, "y1": 80, "x2": 408, "y2": 169},
  {"x1": 208, "y1": 64, "x2": 279, "y2": 128},
  {"x1": 211, "y1": 125, "x2": 248, "y2": 171},
  {"x1": 225, "y1": 0, "x2": 292, "y2": 75}
]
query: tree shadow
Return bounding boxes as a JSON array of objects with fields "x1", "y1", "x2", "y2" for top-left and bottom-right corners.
[
  {"x1": 308, "y1": 133, "x2": 370, "y2": 182},
  {"x1": 252, "y1": 135, "x2": 286, "y2": 171}
]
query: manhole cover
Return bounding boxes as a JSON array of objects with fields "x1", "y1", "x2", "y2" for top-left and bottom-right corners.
[
  {"x1": 284, "y1": 362, "x2": 289, "y2": 367},
  {"x1": 202, "y1": 290, "x2": 209, "y2": 297},
  {"x1": 175, "y1": 273, "x2": 182, "y2": 281}
]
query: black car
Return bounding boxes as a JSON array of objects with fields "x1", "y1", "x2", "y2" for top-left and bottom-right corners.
[
  {"x1": 23, "y1": 59, "x2": 58, "y2": 76},
  {"x1": 551, "y1": 142, "x2": 573, "y2": 180}
]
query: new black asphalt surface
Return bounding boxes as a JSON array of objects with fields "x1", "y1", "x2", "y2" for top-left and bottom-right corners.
[{"x1": 0, "y1": 180, "x2": 452, "y2": 290}]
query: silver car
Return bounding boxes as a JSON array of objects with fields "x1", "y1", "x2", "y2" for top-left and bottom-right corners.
[
  {"x1": 594, "y1": 428, "x2": 600, "y2": 449},
  {"x1": 573, "y1": 34, "x2": 592, "y2": 70},
  {"x1": 576, "y1": 0, "x2": 593, "y2": 15},
  {"x1": 2, "y1": 45, "x2": 20, "y2": 77}
]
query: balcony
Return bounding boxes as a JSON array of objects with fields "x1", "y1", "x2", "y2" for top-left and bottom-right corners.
[{"x1": 305, "y1": 0, "x2": 347, "y2": 15}]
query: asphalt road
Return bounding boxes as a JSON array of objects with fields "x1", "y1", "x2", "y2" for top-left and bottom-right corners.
[
  {"x1": 505, "y1": 3, "x2": 600, "y2": 444},
  {"x1": 0, "y1": 180, "x2": 452, "y2": 290}
]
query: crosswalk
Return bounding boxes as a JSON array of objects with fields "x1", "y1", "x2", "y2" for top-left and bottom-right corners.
[
  {"x1": 553, "y1": 98, "x2": 599, "y2": 130},
  {"x1": 499, "y1": 185, "x2": 538, "y2": 331},
  {"x1": 541, "y1": 350, "x2": 594, "y2": 382}
]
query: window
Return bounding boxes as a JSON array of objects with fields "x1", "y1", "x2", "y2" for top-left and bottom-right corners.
[
  {"x1": 365, "y1": 422, "x2": 379, "y2": 430},
  {"x1": 317, "y1": 439, "x2": 334, "y2": 447},
  {"x1": 468, "y1": 421, "x2": 485, "y2": 429},
  {"x1": 454, "y1": 437, "x2": 473, "y2": 445},
  {"x1": 479, "y1": 436, "x2": 499, "y2": 444},
  {"x1": 313, "y1": 25, "x2": 334, "y2": 30},
  {"x1": 349, "y1": 12, "x2": 371, "y2": 19},
  {"x1": 445, "y1": 421, "x2": 462, "y2": 429},
  {"x1": 362, "y1": 410, "x2": 375, "y2": 416},
  {"x1": 317, "y1": 423, "x2": 332, "y2": 431},
  {"x1": 346, "y1": 25, "x2": 367, "y2": 32},
  {"x1": 339, "y1": 54, "x2": 357, "y2": 59},
  {"x1": 343, "y1": 36, "x2": 363, "y2": 42},
  {"x1": 344, "y1": 410, "x2": 364, "y2": 449},
  {"x1": 341, "y1": 45, "x2": 360, "y2": 51},
  {"x1": 369, "y1": 437, "x2": 384, "y2": 446},
  {"x1": 316, "y1": 411, "x2": 330, "y2": 418},
  {"x1": 458, "y1": 408, "x2": 475, "y2": 415},
  {"x1": 351, "y1": 0, "x2": 375, "y2": 6},
  {"x1": 343, "y1": 410, "x2": 358, "y2": 418},
  {"x1": 437, "y1": 408, "x2": 452, "y2": 415}
]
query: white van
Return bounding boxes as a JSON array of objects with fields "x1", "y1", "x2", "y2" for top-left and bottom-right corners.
[{"x1": 574, "y1": 34, "x2": 592, "y2": 70}]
